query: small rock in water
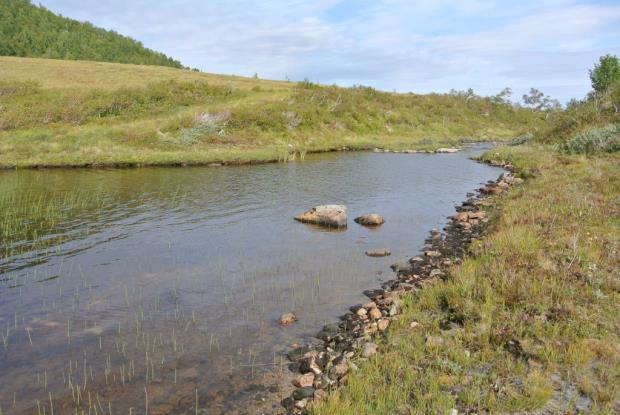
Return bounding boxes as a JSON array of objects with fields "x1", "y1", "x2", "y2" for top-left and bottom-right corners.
[
  {"x1": 278, "y1": 313, "x2": 297, "y2": 325},
  {"x1": 365, "y1": 249, "x2": 391, "y2": 257},
  {"x1": 361, "y1": 342, "x2": 378, "y2": 357},
  {"x1": 390, "y1": 262, "x2": 413, "y2": 274},
  {"x1": 436, "y1": 148, "x2": 459, "y2": 153},
  {"x1": 293, "y1": 373, "x2": 315, "y2": 388},
  {"x1": 355, "y1": 214, "x2": 385, "y2": 226}
]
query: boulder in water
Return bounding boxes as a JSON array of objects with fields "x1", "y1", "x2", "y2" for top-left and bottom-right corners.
[{"x1": 295, "y1": 205, "x2": 347, "y2": 228}]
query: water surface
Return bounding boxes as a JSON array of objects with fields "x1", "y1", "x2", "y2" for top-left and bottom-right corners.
[{"x1": 0, "y1": 146, "x2": 500, "y2": 414}]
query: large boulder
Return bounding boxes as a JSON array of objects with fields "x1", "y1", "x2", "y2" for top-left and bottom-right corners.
[
  {"x1": 354, "y1": 214, "x2": 385, "y2": 226},
  {"x1": 295, "y1": 205, "x2": 347, "y2": 228}
]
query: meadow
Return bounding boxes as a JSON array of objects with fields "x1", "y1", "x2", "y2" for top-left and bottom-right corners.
[{"x1": 0, "y1": 56, "x2": 542, "y2": 168}]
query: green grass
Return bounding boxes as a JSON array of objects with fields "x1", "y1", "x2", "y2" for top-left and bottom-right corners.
[{"x1": 0, "y1": 56, "x2": 542, "y2": 168}]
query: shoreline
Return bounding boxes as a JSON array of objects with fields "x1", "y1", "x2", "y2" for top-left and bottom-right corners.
[
  {"x1": 0, "y1": 144, "x2": 471, "y2": 171},
  {"x1": 279, "y1": 159, "x2": 519, "y2": 414}
]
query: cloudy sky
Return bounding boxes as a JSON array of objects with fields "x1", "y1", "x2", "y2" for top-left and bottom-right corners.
[{"x1": 40, "y1": 0, "x2": 620, "y2": 102}]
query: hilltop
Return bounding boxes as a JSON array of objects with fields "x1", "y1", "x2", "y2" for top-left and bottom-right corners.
[
  {"x1": 0, "y1": 0, "x2": 182, "y2": 68},
  {"x1": 0, "y1": 57, "x2": 542, "y2": 168}
]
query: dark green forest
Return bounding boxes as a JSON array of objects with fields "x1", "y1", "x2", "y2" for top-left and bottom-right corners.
[{"x1": 0, "y1": 0, "x2": 183, "y2": 68}]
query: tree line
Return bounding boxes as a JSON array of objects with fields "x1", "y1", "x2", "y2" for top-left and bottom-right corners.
[{"x1": 0, "y1": 0, "x2": 183, "y2": 68}]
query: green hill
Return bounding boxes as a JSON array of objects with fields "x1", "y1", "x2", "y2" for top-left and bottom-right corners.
[{"x1": 0, "y1": 0, "x2": 183, "y2": 68}]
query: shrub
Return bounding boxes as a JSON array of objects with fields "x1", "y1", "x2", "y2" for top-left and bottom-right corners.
[{"x1": 556, "y1": 123, "x2": 620, "y2": 154}]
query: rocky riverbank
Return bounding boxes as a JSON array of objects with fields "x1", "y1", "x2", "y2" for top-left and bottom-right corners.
[{"x1": 280, "y1": 162, "x2": 521, "y2": 414}]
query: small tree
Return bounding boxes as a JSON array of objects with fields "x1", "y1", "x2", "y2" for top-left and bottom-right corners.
[
  {"x1": 493, "y1": 87, "x2": 512, "y2": 104},
  {"x1": 589, "y1": 54, "x2": 620, "y2": 94},
  {"x1": 522, "y1": 88, "x2": 561, "y2": 112}
]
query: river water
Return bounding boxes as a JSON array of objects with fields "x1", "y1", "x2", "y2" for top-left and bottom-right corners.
[{"x1": 0, "y1": 146, "x2": 500, "y2": 414}]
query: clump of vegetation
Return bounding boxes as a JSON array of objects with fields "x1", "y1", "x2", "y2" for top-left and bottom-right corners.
[
  {"x1": 0, "y1": 0, "x2": 183, "y2": 67},
  {"x1": 590, "y1": 54, "x2": 620, "y2": 95},
  {"x1": 556, "y1": 122, "x2": 620, "y2": 154}
]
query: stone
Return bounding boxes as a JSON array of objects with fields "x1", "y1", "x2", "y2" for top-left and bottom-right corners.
[
  {"x1": 354, "y1": 214, "x2": 385, "y2": 226},
  {"x1": 288, "y1": 346, "x2": 311, "y2": 362},
  {"x1": 362, "y1": 302, "x2": 377, "y2": 309},
  {"x1": 300, "y1": 355, "x2": 322, "y2": 375},
  {"x1": 368, "y1": 307, "x2": 382, "y2": 320},
  {"x1": 377, "y1": 319, "x2": 390, "y2": 331},
  {"x1": 294, "y1": 205, "x2": 347, "y2": 228},
  {"x1": 468, "y1": 211, "x2": 486, "y2": 220},
  {"x1": 436, "y1": 148, "x2": 459, "y2": 153},
  {"x1": 330, "y1": 362, "x2": 349, "y2": 379},
  {"x1": 293, "y1": 387, "x2": 315, "y2": 400},
  {"x1": 388, "y1": 304, "x2": 399, "y2": 316},
  {"x1": 365, "y1": 249, "x2": 391, "y2": 257},
  {"x1": 390, "y1": 262, "x2": 414, "y2": 274},
  {"x1": 293, "y1": 373, "x2": 315, "y2": 388},
  {"x1": 425, "y1": 250, "x2": 442, "y2": 258},
  {"x1": 355, "y1": 308, "x2": 368, "y2": 317},
  {"x1": 361, "y1": 342, "x2": 378, "y2": 357},
  {"x1": 278, "y1": 312, "x2": 297, "y2": 325},
  {"x1": 409, "y1": 321, "x2": 420, "y2": 329},
  {"x1": 453, "y1": 211, "x2": 470, "y2": 222},
  {"x1": 295, "y1": 399, "x2": 308, "y2": 409},
  {"x1": 429, "y1": 269, "x2": 443, "y2": 278}
]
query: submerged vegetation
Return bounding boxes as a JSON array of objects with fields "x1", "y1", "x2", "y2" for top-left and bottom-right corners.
[{"x1": 0, "y1": 56, "x2": 543, "y2": 168}]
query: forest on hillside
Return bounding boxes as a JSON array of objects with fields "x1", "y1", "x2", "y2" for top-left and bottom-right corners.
[{"x1": 0, "y1": 0, "x2": 183, "y2": 68}]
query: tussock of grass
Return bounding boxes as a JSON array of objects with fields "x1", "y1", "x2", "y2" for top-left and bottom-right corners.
[
  {"x1": 0, "y1": 57, "x2": 542, "y2": 168},
  {"x1": 313, "y1": 147, "x2": 620, "y2": 414}
]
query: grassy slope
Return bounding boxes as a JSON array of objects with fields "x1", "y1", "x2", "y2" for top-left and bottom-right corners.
[
  {"x1": 313, "y1": 94, "x2": 620, "y2": 413},
  {"x1": 0, "y1": 57, "x2": 541, "y2": 168}
]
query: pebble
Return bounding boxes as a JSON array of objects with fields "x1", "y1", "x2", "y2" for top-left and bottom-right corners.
[
  {"x1": 293, "y1": 373, "x2": 315, "y2": 388},
  {"x1": 378, "y1": 319, "x2": 390, "y2": 331},
  {"x1": 278, "y1": 312, "x2": 297, "y2": 325},
  {"x1": 369, "y1": 308, "x2": 382, "y2": 320},
  {"x1": 361, "y1": 342, "x2": 378, "y2": 357}
]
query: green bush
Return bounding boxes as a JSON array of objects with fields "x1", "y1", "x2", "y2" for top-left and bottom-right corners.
[{"x1": 556, "y1": 122, "x2": 620, "y2": 154}]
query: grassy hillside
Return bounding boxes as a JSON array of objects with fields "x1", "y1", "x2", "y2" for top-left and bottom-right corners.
[
  {"x1": 312, "y1": 85, "x2": 620, "y2": 414},
  {"x1": 0, "y1": 0, "x2": 182, "y2": 68},
  {"x1": 0, "y1": 57, "x2": 542, "y2": 168}
]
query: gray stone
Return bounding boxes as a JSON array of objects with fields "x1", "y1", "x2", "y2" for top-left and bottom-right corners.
[{"x1": 355, "y1": 214, "x2": 385, "y2": 226}]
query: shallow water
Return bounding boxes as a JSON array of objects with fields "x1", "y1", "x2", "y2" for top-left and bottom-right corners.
[{"x1": 0, "y1": 146, "x2": 501, "y2": 414}]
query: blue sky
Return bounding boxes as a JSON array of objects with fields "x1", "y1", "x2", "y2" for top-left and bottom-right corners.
[{"x1": 40, "y1": 0, "x2": 620, "y2": 102}]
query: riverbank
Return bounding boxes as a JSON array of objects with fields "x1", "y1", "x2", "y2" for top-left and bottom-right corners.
[
  {"x1": 306, "y1": 144, "x2": 619, "y2": 414},
  {"x1": 0, "y1": 57, "x2": 542, "y2": 169},
  {"x1": 280, "y1": 160, "x2": 523, "y2": 413}
]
